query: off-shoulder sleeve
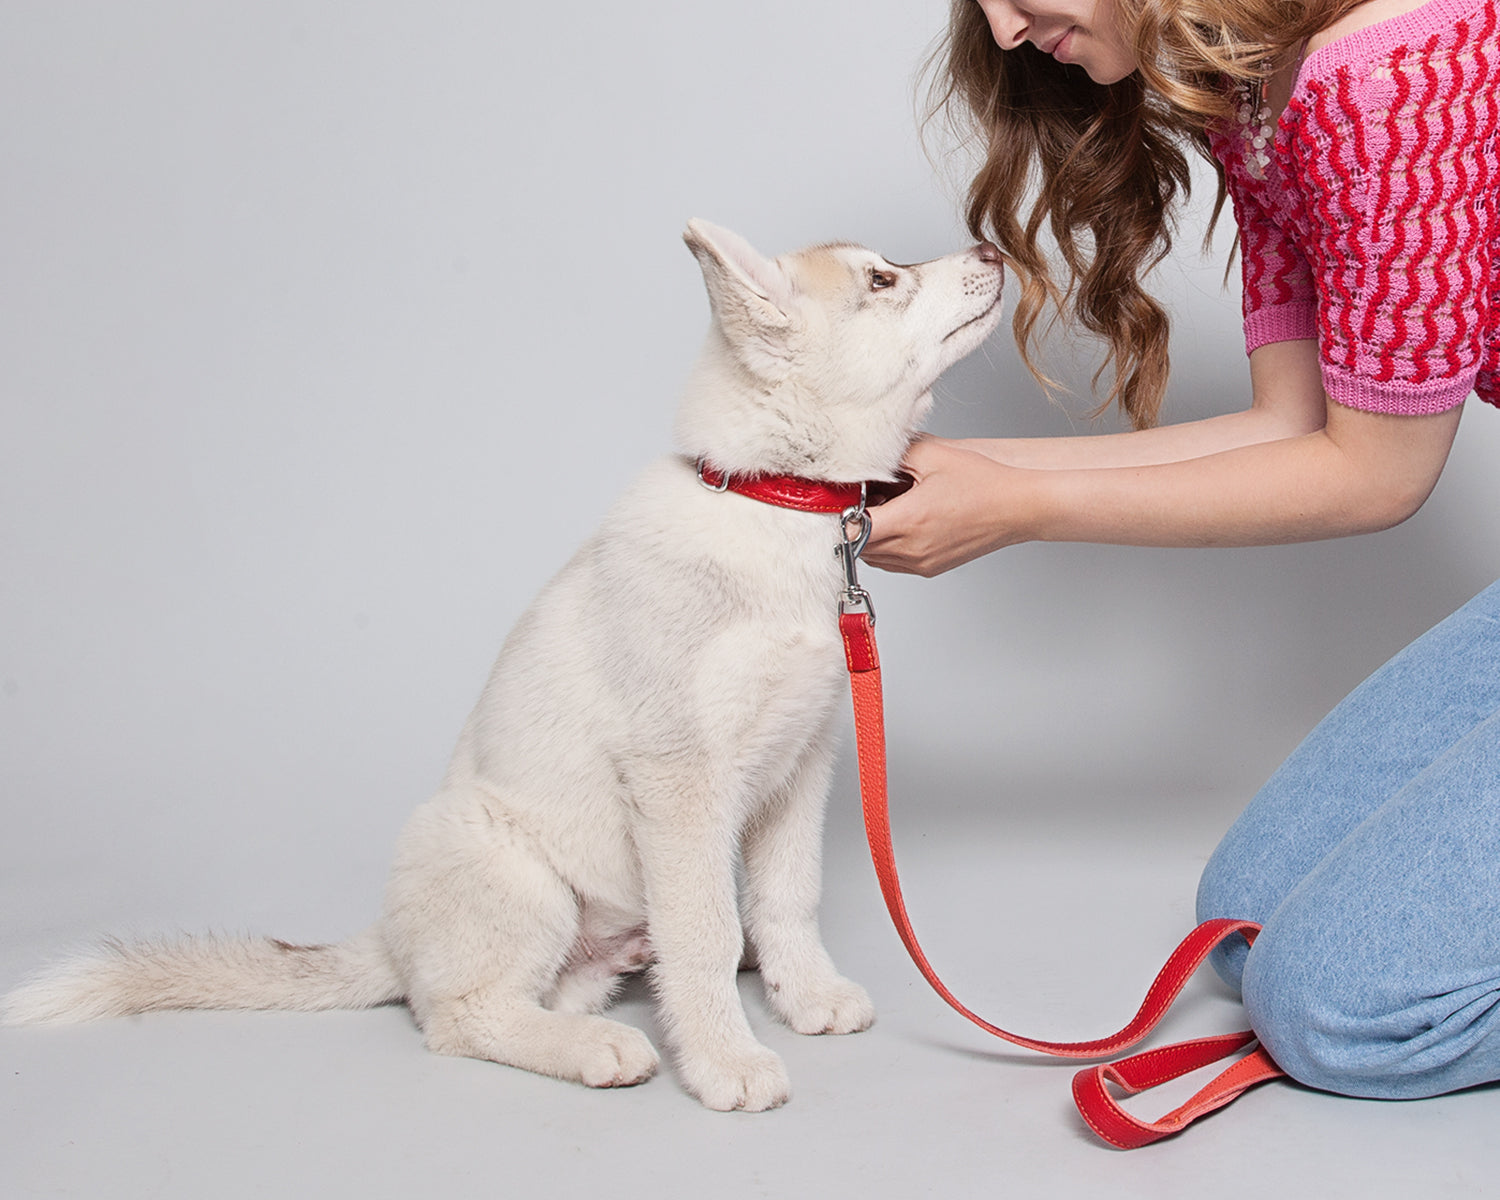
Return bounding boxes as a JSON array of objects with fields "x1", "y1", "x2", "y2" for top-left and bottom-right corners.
[{"x1": 1282, "y1": 7, "x2": 1500, "y2": 415}]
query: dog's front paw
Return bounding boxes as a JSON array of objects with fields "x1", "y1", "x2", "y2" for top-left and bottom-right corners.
[
  {"x1": 771, "y1": 974, "x2": 876, "y2": 1036},
  {"x1": 682, "y1": 1043, "x2": 790, "y2": 1112}
]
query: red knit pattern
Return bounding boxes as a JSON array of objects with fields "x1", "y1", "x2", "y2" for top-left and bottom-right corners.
[{"x1": 1211, "y1": 0, "x2": 1500, "y2": 415}]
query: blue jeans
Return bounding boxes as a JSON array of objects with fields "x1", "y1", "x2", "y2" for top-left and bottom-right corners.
[{"x1": 1196, "y1": 577, "x2": 1500, "y2": 1099}]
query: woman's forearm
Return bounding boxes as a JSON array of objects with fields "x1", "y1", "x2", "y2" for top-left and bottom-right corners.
[
  {"x1": 968, "y1": 405, "x2": 1312, "y2": 471},
  {"x1": 967, "y1": 341, "x2": 1330, "y2": 471},
  {"x1": 1020, "y1": 423, "x2": 1432, "y2": 548}
]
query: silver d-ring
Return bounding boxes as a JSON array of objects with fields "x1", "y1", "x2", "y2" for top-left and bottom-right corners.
[{"x1": 696, "y1": 459, "x2": 730, "y2": 492}]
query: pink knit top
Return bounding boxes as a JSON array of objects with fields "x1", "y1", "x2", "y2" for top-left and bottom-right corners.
[{"x1": 1209, "y1": 0, "x2": 1500, "y2": 415}]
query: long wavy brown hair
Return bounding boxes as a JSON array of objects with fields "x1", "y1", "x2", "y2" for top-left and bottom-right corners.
[{"x1": 927, "y1": 0, "x2": 1366, "y2": 426}]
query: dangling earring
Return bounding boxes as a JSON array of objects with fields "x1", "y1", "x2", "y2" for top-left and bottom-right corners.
[{"x1": 1234, "y1": 78, "x2": 1273, "y2": 180}]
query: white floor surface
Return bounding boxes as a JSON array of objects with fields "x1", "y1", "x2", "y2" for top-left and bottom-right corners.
[{"x1": 5, "y1": 766, "x2": 1495, "y2": 1200}]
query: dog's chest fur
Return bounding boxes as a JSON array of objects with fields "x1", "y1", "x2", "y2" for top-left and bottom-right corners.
[{"x1": 441, "y1": 455, "x2": 847, "y2": 906}]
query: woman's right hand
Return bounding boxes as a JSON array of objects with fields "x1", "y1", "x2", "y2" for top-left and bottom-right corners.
[{"x1": 863, "y1": 436, "x2": 1029, "y2": 577}]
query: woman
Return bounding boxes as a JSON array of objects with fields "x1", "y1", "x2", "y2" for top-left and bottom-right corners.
[{"x1": 865, "y1": 0, "x2": 1499, "y2": 1099}]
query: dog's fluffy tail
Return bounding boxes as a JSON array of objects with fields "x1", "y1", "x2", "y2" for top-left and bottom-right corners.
[{"x1": 0, "y1": 927, "x2": 403, "y2": 1026}]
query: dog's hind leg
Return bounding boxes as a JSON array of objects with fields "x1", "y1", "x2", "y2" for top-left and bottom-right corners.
[
  {"x1": 422, "y1": 987, "x2": 659, "y2": 1089},
  {"x1": 741, "y1": 727, "x2": 875, "y2": 1036},
  {"x1": 384, "y1": 793, "x2": 658, "y2": 1089}
]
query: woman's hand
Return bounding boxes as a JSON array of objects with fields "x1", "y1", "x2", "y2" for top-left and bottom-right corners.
[{"x1": 863, "y1": 437, "x2": 1029, "y2": 577}]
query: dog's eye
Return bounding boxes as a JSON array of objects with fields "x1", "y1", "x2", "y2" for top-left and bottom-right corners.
[{"x1": 869, "y1": 269, "x2": 898, "y2": 291}]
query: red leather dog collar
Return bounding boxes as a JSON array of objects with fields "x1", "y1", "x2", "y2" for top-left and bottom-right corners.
[{"x1": 696, "y1": 459, "x2": 867, "y2": 514}]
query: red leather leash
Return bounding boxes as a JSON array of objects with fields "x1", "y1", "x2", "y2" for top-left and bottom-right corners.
[
  {"x1": 697, "y1": 462, "x2": 1287, "y2": 1147},
  {"x1": 839, "y1": 606, "x2": 1285, "y2": 1148}
]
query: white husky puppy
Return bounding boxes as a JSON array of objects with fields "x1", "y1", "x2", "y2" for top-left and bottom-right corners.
[{"x1": 3, "y1": 221, "x2": 1004, "y2": 1111}]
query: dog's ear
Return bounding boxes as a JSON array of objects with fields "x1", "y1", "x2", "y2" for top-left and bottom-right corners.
[{"x1": 683, "y1": 220, "x2": 796, "y2": 378}]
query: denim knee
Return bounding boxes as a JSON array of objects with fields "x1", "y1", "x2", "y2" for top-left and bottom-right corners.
[
  {"x1": 1240, "y1": 920, "x2": 1500, "y2": 1100},
  {"x1": 1239, "y1": 925, "x2": 1366, "y2": 1096},
  {"x1": 1194, "y1": 842, "x2": 1259, "y2": 991}
]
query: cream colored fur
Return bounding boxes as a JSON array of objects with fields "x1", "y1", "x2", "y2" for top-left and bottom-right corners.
[{"x1": 2, "y1": 221, "x2": 1003, "y2": 1111}]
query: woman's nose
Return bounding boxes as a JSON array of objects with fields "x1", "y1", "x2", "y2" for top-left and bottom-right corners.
[{"x1": 978, "y1": 0, "x2": 1030, "y2": 50}]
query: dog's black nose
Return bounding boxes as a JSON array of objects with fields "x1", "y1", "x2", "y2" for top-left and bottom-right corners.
[{"x1": 975, "y1": 240, "x2": 1003, "y2": 264}]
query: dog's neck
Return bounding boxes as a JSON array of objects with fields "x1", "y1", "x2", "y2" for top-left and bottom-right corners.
[{"x1": 674, "y1": 340, "x2": 931, "y2": 483}]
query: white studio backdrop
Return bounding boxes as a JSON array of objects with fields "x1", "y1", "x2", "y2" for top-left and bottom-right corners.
[{"x1": 4, "y1": 1, "x2": 1499, "y2": 948}]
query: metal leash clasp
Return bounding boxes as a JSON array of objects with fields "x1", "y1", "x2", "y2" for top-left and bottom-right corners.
[{"x1": 836, "y1": 483, "x2": 874, "y2": 623}]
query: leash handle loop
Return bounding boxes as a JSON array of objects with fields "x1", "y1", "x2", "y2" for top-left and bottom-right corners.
[
  {"x1": 838, "y1": 607, "x2": 1285, "y2": 1148},
  {"x1": 1072, "y1": 1040, "x2": 1284, "y2": 1149}
]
